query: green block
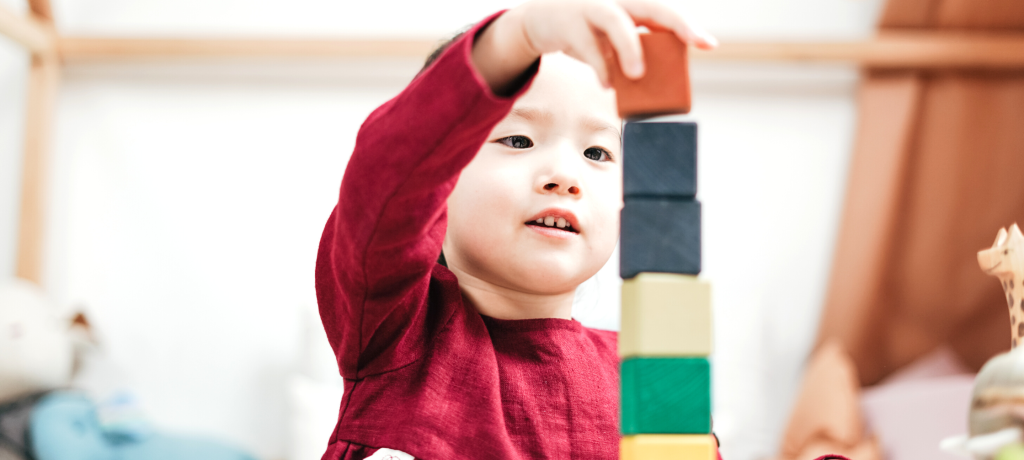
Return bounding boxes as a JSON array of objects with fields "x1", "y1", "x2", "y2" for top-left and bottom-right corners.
[{"x1": 621, "y1": 357, "x2": 711, "y2": 435}]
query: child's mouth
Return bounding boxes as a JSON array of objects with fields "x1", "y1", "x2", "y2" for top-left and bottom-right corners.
[{"x1": 525, "y1": 216, "x2": 579, "y2": 234}]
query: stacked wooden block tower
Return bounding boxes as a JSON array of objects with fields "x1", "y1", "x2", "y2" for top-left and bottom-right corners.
[
  {"x1": 618, "y1": 120, "x2": 715, "y2": 460},
  {"x1": 607, "y1": 30, "x2": 712, "y2": 459}
]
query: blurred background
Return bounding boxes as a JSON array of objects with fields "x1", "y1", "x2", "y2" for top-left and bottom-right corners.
[{"x1": 4, "y1": 0, "x2": 1023, "y2": 459}]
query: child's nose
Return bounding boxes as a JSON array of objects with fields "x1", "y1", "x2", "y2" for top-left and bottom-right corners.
[
  {"x1": 543, "y1": 182, "x2": 580, "y2": 195},
  {"x1": 536, "y1": 143, "x2": 583, "y2": 197}
]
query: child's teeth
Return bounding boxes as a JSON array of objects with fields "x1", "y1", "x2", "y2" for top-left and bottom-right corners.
[
  {"x1": 544, "y1": 216, "x2": 555, "y2": 226},
  {"x1": 556, "y1": 217, "x2": 566, "y2": 228},
  {"x1": 536, "y1": 218, "x2": 544, "y2": 224}
]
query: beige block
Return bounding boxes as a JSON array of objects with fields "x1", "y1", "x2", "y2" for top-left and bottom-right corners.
[
  {"x1": 620, "y1": 273, "x2": 712, "y2": 358},
  {"x1": 621, "y1": 434, "x2": 716, "y2": 460}
]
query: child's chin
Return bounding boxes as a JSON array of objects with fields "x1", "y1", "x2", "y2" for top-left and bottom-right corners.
[{"x1": 513, "y1": 258, "x2": 590, "y2": 291}]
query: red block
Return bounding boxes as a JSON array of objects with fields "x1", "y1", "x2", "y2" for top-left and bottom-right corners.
[{"x1": 607, "y1": 31, "x2": 692, "y2": 118}]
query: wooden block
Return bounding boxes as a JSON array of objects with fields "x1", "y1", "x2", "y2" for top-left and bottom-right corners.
[
  {"x1": 620, "y1": 198, "x2": 701, "y2": 279},
  {"x1": 621, "y1": 357, "x2": 711, "y2": 434},
  {"x1": 620, "y1": 274, "x2": 712, "y2": 358},
  {"x1": 623, "y1": 121, "x2": 697, "y2": 199},
  {"x1": 621, "y1": 435, "x2": 717, "y2": 460},
  {"x1": 608, "y1": 32, "x2": 691, "y2": 119}
]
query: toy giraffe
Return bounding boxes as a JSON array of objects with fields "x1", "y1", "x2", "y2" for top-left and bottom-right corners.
[
  {"x1": 946, "y1": 223, "x2": 1024, "y2": 458},
  {"x1": 978, "y1": 223, "x2": 1024, "y2": 348}
]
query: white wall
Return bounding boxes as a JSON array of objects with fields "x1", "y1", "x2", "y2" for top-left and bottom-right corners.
[
  {"x1": 48, "y1": 60, "x2": 417, "y2": 458},
  {"x1": 688, "y1": 63, "x2": 859, "y2": 460},
  {"x1": 0, "y1": 0, "x2": 884, "y2": 459}
]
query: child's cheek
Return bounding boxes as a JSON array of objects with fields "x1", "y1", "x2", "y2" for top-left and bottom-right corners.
[
  {"x1": 459, "y1": 153, "x2": 525, "y2": 242},
  {"x1": 595, "y1": 171, "x2": 623, "y2": 249}
]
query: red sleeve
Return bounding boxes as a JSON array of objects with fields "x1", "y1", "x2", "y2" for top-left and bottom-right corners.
[{"x1": 315, "y1": 11, "x2": 539, "y2": 380}]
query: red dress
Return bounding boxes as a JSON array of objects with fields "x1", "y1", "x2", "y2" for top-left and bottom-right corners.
[{"x1": 315, "y1": 11, "x2": 621, "y2": 460}]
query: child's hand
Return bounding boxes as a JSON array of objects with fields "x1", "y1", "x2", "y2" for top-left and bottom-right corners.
[{"x1": 472, "y1": 0, "x2": 716, "y2": 93}]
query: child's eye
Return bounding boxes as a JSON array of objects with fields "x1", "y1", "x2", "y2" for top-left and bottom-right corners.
[
  {"x1": 497, "y1": 135, "x2": 534, "y2": 149},
  {"x1": 583, "y1": 147, "x2": 612, "y2": 162}
]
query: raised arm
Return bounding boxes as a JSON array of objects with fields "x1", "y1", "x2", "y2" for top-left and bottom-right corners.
[
  {"x1": 316, "y1": 2, "x2": 716, "y2": 379},
  {"x1": 315, "y1": 12, "x2": 539, "y2": 379}
]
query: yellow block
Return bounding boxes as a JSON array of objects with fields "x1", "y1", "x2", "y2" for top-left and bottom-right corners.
[
  {"x1": 621, "y1": 434, "x2": 716, "y2": 460},
  {"x1": 620, "y1": 273, "x2": 712, "y2": 358}
]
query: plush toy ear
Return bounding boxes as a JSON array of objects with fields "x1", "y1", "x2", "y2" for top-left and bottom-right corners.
[{"x1": 68, "y1": 311, "x2": 98, "y2": 348}]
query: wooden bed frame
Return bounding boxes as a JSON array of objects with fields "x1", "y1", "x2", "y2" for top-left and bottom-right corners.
[{"x1": 4, "y1": 0, "x2": 1024, "y2": 286}]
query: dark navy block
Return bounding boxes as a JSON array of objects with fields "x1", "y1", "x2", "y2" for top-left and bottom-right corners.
[
  {"x1": 623, "y1": 121, "x2": 697, "y2": 198},
  {"x1": 620, "y1": 197, "x2": 701, "y2": 278}
]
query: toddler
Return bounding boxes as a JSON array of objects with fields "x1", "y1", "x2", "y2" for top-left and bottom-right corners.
[{"x1": 315, "y1": 1, "x2": 715, "y2": 458}]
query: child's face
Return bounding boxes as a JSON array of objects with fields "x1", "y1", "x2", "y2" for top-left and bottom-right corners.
[{"x1": 444, "y1": 54, "x2": 622, "y2": 298}]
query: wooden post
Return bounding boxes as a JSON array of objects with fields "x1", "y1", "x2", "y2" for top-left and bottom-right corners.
[
  {"x1": 696, "y1": 32, "x2": 1024, "y2": 68},
  {"x1": 16, "y1": 53, "x2": 59, "y2": 285},
  {"x1": 0, "y1": 4, "x2": 55, "y2": 54},
  {"x1": 27, "y1": 0, "x2": 53, "y2": 23},
  {"x1": 57, "y1": 37, "x2": 439, "y2": 60},
  {"x1": 51, "y1": 32, "x2": 1024, "y2": 68},
  {"x1": 6, "y1": 0, "x2": 59, "y2": 286}
]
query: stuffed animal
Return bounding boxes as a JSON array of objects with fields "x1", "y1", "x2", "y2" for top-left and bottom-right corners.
[
  {"x1": 0, "y1": 278, "x2": 74, "y2": 403},
  {"x1": 0, "y1": 279, "x2": 257, "y2": 460}
]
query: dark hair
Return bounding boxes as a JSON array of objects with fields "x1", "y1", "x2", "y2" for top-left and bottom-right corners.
[{"x1": 421, "y1": 28, "x2": 469, "y2": 74}]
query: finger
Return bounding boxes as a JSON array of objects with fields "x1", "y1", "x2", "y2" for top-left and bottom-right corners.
[
  {"x1": 618, "y1": 0, "x2": 718, "y2": 50},
  {"x1": 584, "y1": 3, "x2": 644, "y2": 79},
  {"x1": 619, "y1": 0, "x2": 701, "y2": 44},
  {"x1": 567, "y1": 32, "x2": 612, "y2": 88}
]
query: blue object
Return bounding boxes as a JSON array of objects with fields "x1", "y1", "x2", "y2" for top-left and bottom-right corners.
[
  {"x1": 620, "y1": 197, "x2": 701, "y2": 278},
  {"x1": 96, "y1": 391, "x2": 155, "y2": 443},
  {"x1": 30, "y1": 392, "x2": 257, "y2": 460},
  {"x1": 623, "y1": 121, "x2": 698, "y2": 199}
]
